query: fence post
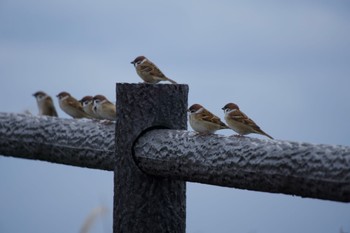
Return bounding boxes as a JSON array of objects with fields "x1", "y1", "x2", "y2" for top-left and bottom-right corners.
[{"x1": 114, "y1": 83, "x2": 188, "y2": 233}]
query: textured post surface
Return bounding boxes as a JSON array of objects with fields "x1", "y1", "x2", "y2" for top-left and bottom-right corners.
[
  {"x1": 134, "y1": 130, "x2": 350, "y2": 202},
  {"x1": 1, "y1": 112, "x2": 350, "y2": 202},
  {"x1": 114, "y1": 83, "x2": 188, "y2": 233},
  {"x1": 0, "y1": 112, "x2": 115, "y2": 170}
]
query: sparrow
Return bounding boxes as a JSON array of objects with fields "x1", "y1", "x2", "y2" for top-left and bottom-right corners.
[
  {"x1": 56, "y1": 92, "x2": 91, "y2": 119},
  {"x1": 92, "y1": 95, "x2": 116, "y2": 121},
  {"x1": 79, "y1": 96, "x2": 102, "y2": 119},
  {"x1": 32, "y1": 91, "x2": 58, "y2": 117},
  {"x1": 188, "y1": 104, "x2": 229, "y2": 134},
  {"x1": 222, "y1": 103, "x2": 273, "y2": 139},
  {"x1": 131, "y1": 55, "x2": 177, "y2": 84}
]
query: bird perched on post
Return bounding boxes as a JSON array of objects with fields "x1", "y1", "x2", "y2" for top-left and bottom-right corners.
[
  {"x1": 32, "y1": 91, "x2": 58, "y2": 117},
  {"x1": 92, "y1": 95, "x2": 116, "y2": 121},
  {"x1": 56, "y1": 92, "x2": 91, "y2": 119},
  {"x1": 131, "y1": 55, "x2": 177, "y2": 84},
  {"x1": 222, "y1": 102, "x2": 273, "y2": 139},
  {"x1": 79, "y1": 96, "x2": 102, "y2": 119},
  {"x1": 188, "y1": 104, "x2": 228, "y2": 134}
]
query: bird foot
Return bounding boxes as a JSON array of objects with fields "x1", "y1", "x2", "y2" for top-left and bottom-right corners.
[{"x1": 99, "y1": 119, "x2": 115, "y2": 125}]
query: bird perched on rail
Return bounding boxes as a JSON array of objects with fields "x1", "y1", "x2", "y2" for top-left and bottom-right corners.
[
  {"x1": 32, "y1": 91, "x2": 58, "y2": 117},
  {"x1": 56, "y1": 92, "x2": 91, "y2": 119},
  {"x1": 79, "y1": 96, "x2": 102, "y2": 119},
  {"x1": 131, "y1": 55, "x2": 177, "y2": 84},
  {"x1": 92, "y1": 95, "x2": 116, "y2": 121},
  {"x1": 188, "y1": 104, "x2": 228, "y2": 134},
  {"x1": 222, "y1": 102, "x2": 273, "y2": 139}
]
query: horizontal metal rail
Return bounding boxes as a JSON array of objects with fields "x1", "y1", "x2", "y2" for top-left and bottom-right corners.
[
  {"x1": 1, "y1": 112, "x2": 349, "y2": 202},
  {"x1": 0, "y1": 113, "x2": 115, "y2": 170},
  {"x1": 134, "y1": 130, "x2": 350, "y2": 202}
]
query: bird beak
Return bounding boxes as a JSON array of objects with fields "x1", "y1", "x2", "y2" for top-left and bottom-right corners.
[
  {"x1": 130, "y1": 61, "x2": 135, "y2": 64},
  {"x1": 221, "y1": 107, "x2": 225, "y2": 110}
]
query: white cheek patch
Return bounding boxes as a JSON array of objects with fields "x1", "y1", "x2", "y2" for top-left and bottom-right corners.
[
  {"x1": 140, "y1": 58, "x2": 147, "y2": 64},
  {"x1": 93, "y1": 100, "x2": 99, "y2": 108},
  {"x1": 195, "y1": 108, "x2": 204, "y2": 114},
  {"x1": 225, "y1": 108, "x2": 236, "y2": 114},
  {"x1": 38, "y1": 95, "x2": 48, "y2": 102},
  {"x1": 61, "y1": 95, "x2": 69, "y2": 101}
]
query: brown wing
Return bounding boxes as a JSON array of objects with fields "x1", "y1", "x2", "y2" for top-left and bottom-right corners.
[
  {"x1": 229, "y1": 110, "x2": 274, "y2": 139},
  {"x1": 200, "y1": 109, "x2": 228, "y2": 128},
  {"x1": 105, "y1": 103, "x2": 116, "y2": 115},
  {"x1": 67, "y1": 97, "x2": 84, "y2": 111},
  {"x1": 138, "y1": 60, "x2": 177, "y2": 83},
  {"x1": 228, "y1": 110, "x2": 262, "y2": 131},
  {"x1": 143, "y1": 61, "x2": 167, "y2": 78},
  {"x1": 45, "y1": 97, "x2": 58, "y2": 116},
  {"x1": 138, "y1": 63, "x2": 153, "y2": 73}
]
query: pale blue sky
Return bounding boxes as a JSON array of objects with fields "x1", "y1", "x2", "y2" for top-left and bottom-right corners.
[{"x1": 1, "y1": 1, "x2": 350, "y2": 232}]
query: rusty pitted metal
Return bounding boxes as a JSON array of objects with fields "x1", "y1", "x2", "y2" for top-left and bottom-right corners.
[
  {"x1": 114, "y1": 83, "x2": 188, "y2": 233},
  {"x1": 0, "y1": 112, "x2": 115, "y2": 170},
  {"x1": 1, "y1": 109, "x2": 350, "y2": 204},
  {"x1": 134, "y1": 129, "x2": 350, "y2": 202}
]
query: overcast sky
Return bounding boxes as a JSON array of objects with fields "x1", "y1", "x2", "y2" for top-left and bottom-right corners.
[{"x1": 1, "y1": 1, "x2": 350, "y2": 233}]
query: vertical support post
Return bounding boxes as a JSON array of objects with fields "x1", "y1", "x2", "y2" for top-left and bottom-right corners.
[{"x1": 114, "y1": 83, "x2": 189, "y2": 233}]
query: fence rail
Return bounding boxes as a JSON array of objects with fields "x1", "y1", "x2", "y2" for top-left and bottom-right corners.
[
  {"x1": 0, "y1": 112, "x2": 115, "y2": 170},
  {"x1": 1, "y1": 83, "x2": 350, "y2": 233},
  {"x1": 1, "y1": 112, "x2": 349, "y2": 202},
  {"x1": 135, "y1": 129, "x2": 350, "y2": 203}
]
